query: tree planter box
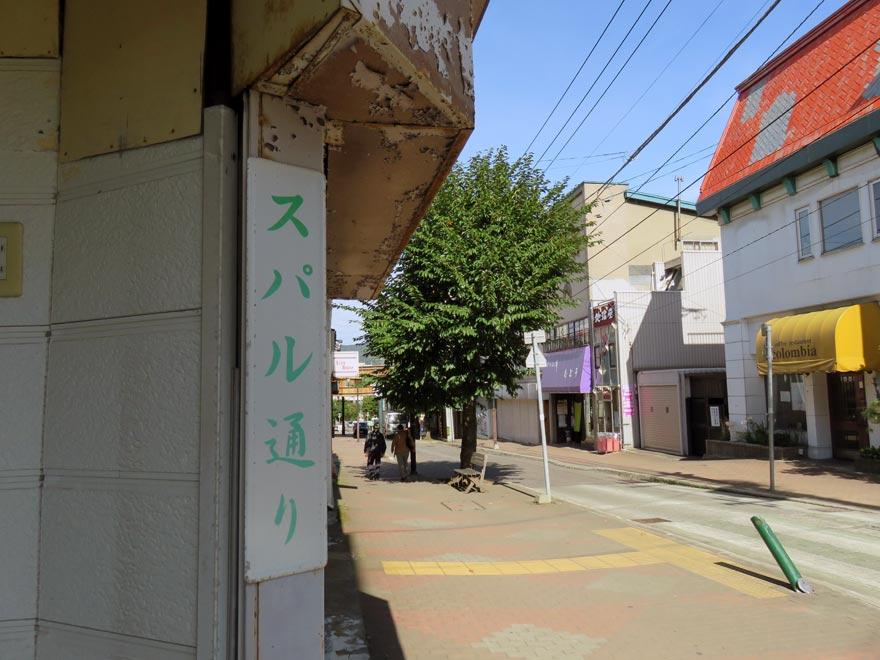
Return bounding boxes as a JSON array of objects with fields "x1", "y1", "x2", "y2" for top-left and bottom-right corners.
[
  {"x1": 705, "y1": 439, "x2": 804, "y2": 460},
  {"x1": 855, "y1": 457, "x2": 880, "y2": 475}
]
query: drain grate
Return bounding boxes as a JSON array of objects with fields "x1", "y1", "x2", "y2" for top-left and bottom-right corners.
[
  {"x1": 632, "y1": 517, "x2": 670, "y2": 524},
  {"x1": 442, "y1": 501, "x2": 486, "y2": 512}
]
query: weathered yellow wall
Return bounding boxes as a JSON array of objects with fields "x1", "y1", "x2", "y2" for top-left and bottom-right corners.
[
  {"x1": 231, "y1": 0, "x2": 338, "y2": 94},
  {"x1": 0, "y1": 0, "x2": 59, "y2": 57},
  {"x1": 59, "y1": 0, "x2": 207, "y2": 162}
]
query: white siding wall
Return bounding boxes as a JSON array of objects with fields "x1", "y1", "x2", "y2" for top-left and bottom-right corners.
[
  {"x1": 720, "y1": 142, "x2": 880, "y2": 452},
  {"x1": 37, "y1": 138, "x2": 203, "y2": 659},
  {"x1": 722, "y1": 143, "x2": 880, "y2": 323},
  {"x1": 0, "y1": 57, "x2": 60, "y2": 660},
  {"x1": 497, "y1": 398, "x2": 542, "y2": 445}
]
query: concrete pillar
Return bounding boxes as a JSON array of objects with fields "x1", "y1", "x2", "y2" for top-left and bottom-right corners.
[
  {"x1": 445, "y1": 407, "x2": 455, "y2": 441},
  {"x1": 243, "y1": 92, "x2": 327, "y2": 660},
  {"x1": 805, "y1": 372, "x2": 833, "y2": 459}
]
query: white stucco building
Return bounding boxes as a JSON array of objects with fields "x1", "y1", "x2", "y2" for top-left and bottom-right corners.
[{"x1": 696, "y1": 0, "x2": 880, "y2": 460}]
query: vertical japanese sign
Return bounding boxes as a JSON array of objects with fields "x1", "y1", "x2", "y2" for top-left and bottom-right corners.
[
  {"x1": 622, "y1": 387, "x2": 634, "y2": 417},
  {"x1": 244, "y1": 158, "x2": 327, "y2": 582}
]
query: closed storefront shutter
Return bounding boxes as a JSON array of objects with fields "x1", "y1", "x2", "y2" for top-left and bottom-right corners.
[{"x1": 639, "y1": 385, "x2": 682, "y2": 454}]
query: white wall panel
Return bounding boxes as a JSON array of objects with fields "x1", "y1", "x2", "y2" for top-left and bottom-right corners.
[
  {"x1": 36, "y1": 620, "x2": 194, "y2": 660},
  {"x1": 721, "y1": 144, "x2": 880, "y2": 322},
  {"x1": 38, "y1": 138, "x2": 205, "y2": 655},
  {"x1": 0, "y1": 620, "x2": 36, "y2": 660},
  {"x1": 0, "y1": 337, "x2": 46, "y2": 470},
  {"x1": 44, "y1": 313, "x2": 199, "y2": 474},
  {"x1": 497, "y1": 399, "x2": 541, "y2": 445},
  {"x1": 52, "y1": 139, "x2": 202, "y2": 323},
  {"x1": 0, "y1": 486, "x2": 40, "y2": 620},
  {"x1": 39, "y1": 478, "x2": 198, "y2": 645}
]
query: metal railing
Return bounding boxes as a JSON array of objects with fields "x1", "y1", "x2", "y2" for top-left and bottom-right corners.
[{"x1": 543, "y1": 329, "x2": 591, "y2": 353}]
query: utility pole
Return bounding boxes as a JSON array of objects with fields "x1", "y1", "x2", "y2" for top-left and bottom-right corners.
[
  {"x1": 674, "y1": 175, "x2": 684, "y2": 250},
  {"x1": 584, "y1": 207, "x2": 597, "y2": 450},
  {"x1": 490, "y1": 398, "x2": 499, "y2": 450},
  {"x1": 762, "y1": 323, "x2": 776, "y2": 491}
]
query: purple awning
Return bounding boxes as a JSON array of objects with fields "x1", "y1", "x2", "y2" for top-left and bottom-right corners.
[{"x1": 541, "y1": 346, "x2": 591, "y2": 393}]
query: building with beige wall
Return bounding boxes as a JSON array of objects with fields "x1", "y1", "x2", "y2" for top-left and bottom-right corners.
[{"x1": 532, "y1": 183, "x2": 725, "y2": 454}]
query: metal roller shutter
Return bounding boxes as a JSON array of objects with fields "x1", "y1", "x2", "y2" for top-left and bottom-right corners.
[{"x1": 639, "y1": 384, "x2": 682, "y2": 454}]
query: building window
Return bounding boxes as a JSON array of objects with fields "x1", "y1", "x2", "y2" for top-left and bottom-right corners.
[
  {"x1": 820, "y1": 188, "x2": 862, "y2": 253},
  {"x1": 795, "y1": 206, "x2": 811, "y2": 259},
  {"x1": 872, "y1": 179, "x2": 880, "y2": 237}
]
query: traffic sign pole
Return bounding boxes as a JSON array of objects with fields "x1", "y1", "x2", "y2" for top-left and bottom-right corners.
[{"x1": 532, "y1": 334, "x2": 552, "y2": 504}]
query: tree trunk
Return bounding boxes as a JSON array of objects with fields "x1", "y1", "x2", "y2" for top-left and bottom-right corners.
[{"x1": 460, "y1": 400, "x2": 478, "y2": 468}]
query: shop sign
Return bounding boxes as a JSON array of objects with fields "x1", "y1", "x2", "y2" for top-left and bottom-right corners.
[
  {"x1": 244, "y1": 158, "x2": 328, "y2": 583},
  {"x1": 333, "y1": 351, "x2": 359, "y2": 378},
  {"x1": 622, "y1": 387, "x2": 633, "y2": 417},
  {"x1": 593, "y1": 301, "x2": 616, "y2": 327}
]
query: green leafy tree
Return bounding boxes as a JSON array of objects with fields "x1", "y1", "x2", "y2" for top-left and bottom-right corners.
[
  {"x1": 352, "y1": 148, "x2": 595, "y2": 466},
  {"x1": 361, "y1": 395, "x2": 379, "y2": 419}
]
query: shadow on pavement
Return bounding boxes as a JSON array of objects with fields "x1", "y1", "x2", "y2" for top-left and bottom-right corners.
[
  {"x1": 348, "y1": 458, "x2": 524, "y2": 486},
  {"x1": 325, "y1": 481, "x2": 400, "y2": 659},
  {"x1": 359, "y1": 593, "x2": 405, "y2": 660},
  {"x1": 781, "y1": 459, "x2": 879, "y2": 483},
  {"x1": 715, "y1": 561, "x2": 791, "y2": 590}
]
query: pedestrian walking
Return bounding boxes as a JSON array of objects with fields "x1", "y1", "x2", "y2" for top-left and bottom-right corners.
[
  {"x1": 363, "y1": 423, "x2": 386, "y2": 480},
  {"x1": 391, "y1": 424, "x2": 411, "y2": 481}
]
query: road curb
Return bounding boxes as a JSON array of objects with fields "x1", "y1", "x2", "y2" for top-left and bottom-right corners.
[{"x1": 431, "y1": 438, "x2": 878, "y2": 514}]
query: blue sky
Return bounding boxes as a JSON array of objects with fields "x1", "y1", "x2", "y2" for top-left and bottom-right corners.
[{"x1": 333, "y1": 0, "x2": 849, "y2": 343}]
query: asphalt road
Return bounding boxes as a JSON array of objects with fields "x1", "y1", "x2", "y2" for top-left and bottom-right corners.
[{"x1": 417, "y1": 441, "x2": 880, "y2": 610}]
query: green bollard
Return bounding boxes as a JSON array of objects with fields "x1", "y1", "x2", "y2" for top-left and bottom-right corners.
[{"x1": 750, "y1": 516, "x2": 813, "y2": 593}]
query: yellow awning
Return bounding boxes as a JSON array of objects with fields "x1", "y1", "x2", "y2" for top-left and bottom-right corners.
[{"x1": 756, "y1": 303, "x2": 880, "y2": 375}]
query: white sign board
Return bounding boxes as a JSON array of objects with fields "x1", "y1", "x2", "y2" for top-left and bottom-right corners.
[
  {"x1": 523, "y1": 329, "x2": 547, "y2": 345},
  {"x1": 333, "y1": 351, "x2": 359, "y2": 378},
  {"x1": 710, "y1": 405, "x2": 721, "y2": 428},
  {"x1": 244, "y1": 158, "x2": 328, "y2": 582}
]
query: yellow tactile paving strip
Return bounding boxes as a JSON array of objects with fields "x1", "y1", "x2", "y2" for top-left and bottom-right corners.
[
  {"x1": 382, "y1": 527, "x2": 785, "y2": 600},
  {"x1": 597, "y1": 528, "x2": 784, "y2": 599}
]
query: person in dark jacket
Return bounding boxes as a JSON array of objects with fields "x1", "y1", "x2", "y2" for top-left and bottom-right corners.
[{"x1": 364, "y1": 423, "x2": 386, "y2": 480}]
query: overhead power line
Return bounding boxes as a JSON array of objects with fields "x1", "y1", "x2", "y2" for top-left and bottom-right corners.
[
  {"x1": 534, "y1": 0, "x2": 659, "y2": 167},
  {"x1": 578, "y1": 90, "x2": 879, "y2": 303},
  {"x1": 587, "y1": 0, "x2": 783, "y2": 207},
  {"x1": 588, "y1": 0, "x2": 827, "y2": 237},
  {"x1": 569, "y1": 0, "x2": 728, "y2": 178},
  {"x1": 545, "y1": 0, "x2": 676, "y2": 171},
  {"x1": 586, "y1": 189, "x2": 872, "y2": 323},
  {"x1": 521, "y1": 0, "x2": 629, "y2": 160}
]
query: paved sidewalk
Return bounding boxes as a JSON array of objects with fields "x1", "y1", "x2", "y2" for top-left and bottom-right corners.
[
  {"x1": 459, "y1": 436, "x2": 880, "y2": 510},
  {"x1": 328, "y1": 437, "x2": 880, "y2": 660}
]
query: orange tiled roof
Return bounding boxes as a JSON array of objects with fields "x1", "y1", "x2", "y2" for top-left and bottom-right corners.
[{"x1": 699, "y1": 0, "x2": 880, "y2": 202}]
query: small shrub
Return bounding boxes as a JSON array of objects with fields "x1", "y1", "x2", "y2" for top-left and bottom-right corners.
[
  {"x1": 860, "y1": 446, "x2": 880, "y2": 460},
  {"x1": 737, "y1": 418, "x2": 802, "y2": 446},
  {"x1": 736, "y1": 418, "x2": 768, "y2": 445},
  {"x1": 865, "y1": 399, "x2": 880, "y2": 425}
]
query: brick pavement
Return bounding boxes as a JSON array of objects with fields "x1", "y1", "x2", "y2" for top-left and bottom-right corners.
[{"x1": 328, "y1": 437, "x2": 880, "y2": 660}]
